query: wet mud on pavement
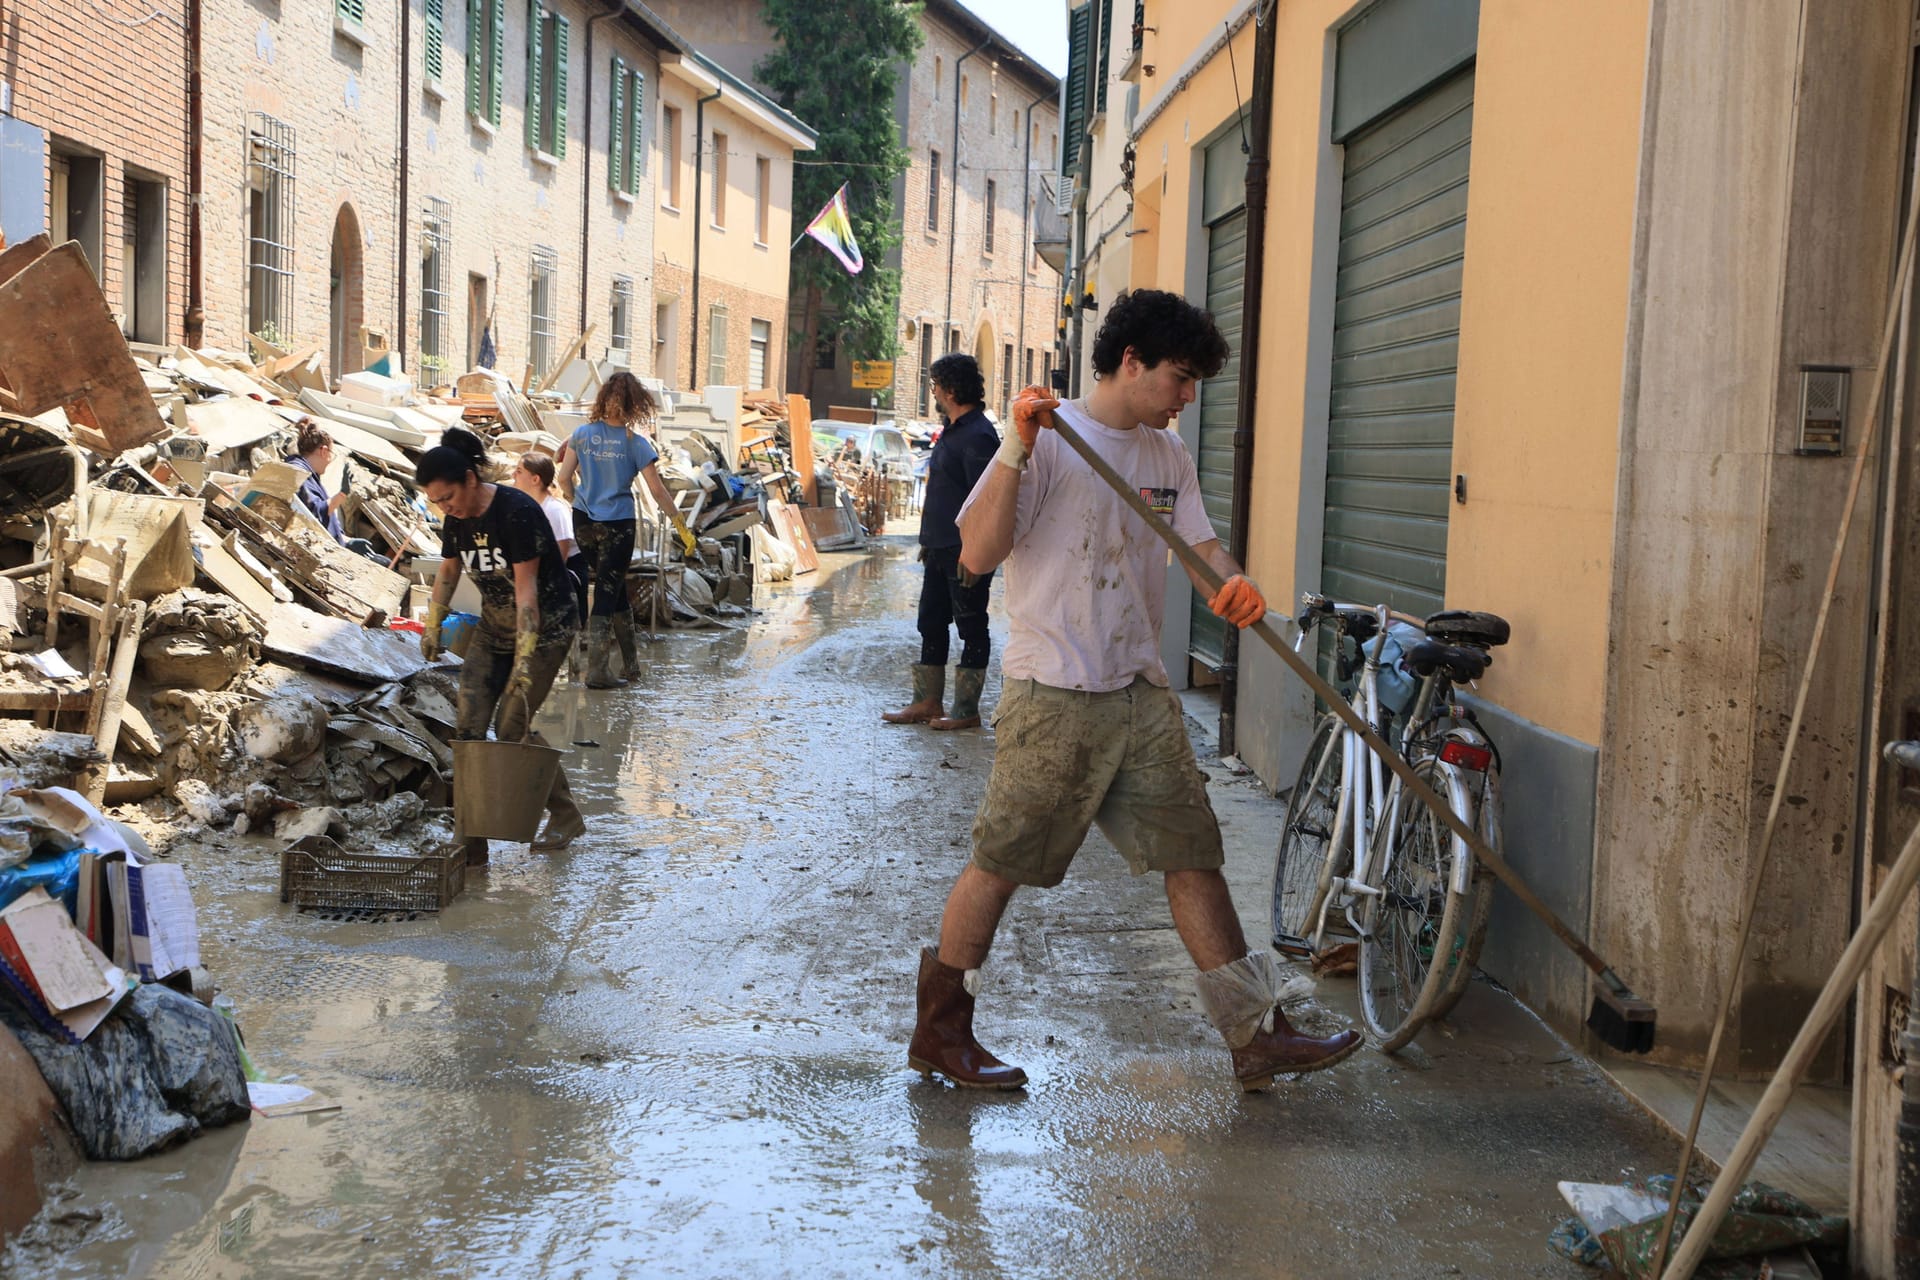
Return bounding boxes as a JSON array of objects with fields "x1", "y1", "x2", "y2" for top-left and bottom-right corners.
[{"x1": 10, "y1": 539, "x2": 1671, "y2": 1279}]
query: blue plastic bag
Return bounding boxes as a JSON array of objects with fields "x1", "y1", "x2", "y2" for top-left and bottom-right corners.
[{"x1": 0, "y1": 849, "x2": 86, "y2": 914}]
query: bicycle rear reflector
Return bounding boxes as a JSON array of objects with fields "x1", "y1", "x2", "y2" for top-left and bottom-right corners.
[{"x1": 1439, "y1": 741, "x2": 1493, "y2": 773}]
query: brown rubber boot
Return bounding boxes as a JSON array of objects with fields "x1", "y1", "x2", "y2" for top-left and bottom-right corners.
[
  {"x1": 882, "y1": 665, "x2": 945, "y2": 725},
  {"x1": 531, "y1": 765, "x2": 585, "y2": 851},
  {"x1": 907, "y1": 948, "x2": 1027, "y2": 1089},
  {"x1": 583, "y1": 617, "x2": 628, "y2": 689},
  {"x1": 1230, "y1": 1008, "x2": 1362, "y2": 1091},
  {"x1": 929, "y1": 667, "x2": 985, "y2": 731},
  {"x1": 611, "y1": 611, "x2": 639, "y2": 679}
]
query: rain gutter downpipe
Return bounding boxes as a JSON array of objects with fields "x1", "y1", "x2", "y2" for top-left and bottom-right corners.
[
  {"x1": 1218, "y1": 0, "x2": 1276, "y2": 761},
  {"x1": 689, "y1": 84, "x2": 722, "y2": 386},
  {"x1": 396, "y1": 0, "x2": 411, "y2": 356},
  {"x1": 185, "y1": 0, "x2": 204, "y2": 346},
  {"x1": 1015, "y1": 83, "x2": 1053, "y2": 394},
  {"x1": 941, "y1": 37, "x2": 994, "y2": 353},
  {"x1": 580, "y1": 2, "x2": 625, "y2": 334}
]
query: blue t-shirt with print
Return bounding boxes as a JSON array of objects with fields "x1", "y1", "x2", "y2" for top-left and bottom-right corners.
[{"x1": 567, "y1": 420, "x2": 660, "y2": 522}]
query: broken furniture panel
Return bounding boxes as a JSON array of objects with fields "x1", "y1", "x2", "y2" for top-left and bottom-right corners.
[{"x1": 0, "y1": 243, "x2": 168, "y2": 455}]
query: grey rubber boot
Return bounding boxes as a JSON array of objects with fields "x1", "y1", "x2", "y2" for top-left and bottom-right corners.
[
  {"x1": 882, "y1": 664, "x2": 945, "y2": 724},
  {"x1": 930, "y1": 667, "x2": 985, "y2": 731},
  {"x1": 611, "y1": 611, "x2": 639, "y2": 679},
  {"x1": 583, "y1": 616, "x2": 628, "y2": 689}
]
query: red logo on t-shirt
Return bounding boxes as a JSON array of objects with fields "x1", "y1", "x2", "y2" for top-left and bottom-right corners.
[{"x1": 1139, "y1": 487, "x2": 1177, "y2": 516}]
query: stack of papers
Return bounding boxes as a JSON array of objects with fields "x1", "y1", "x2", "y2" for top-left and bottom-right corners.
[{"x1": 0, "y1": 887, "x2": 126, "y2": 1042}]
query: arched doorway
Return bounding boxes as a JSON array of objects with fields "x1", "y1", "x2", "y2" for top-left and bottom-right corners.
[
  {"x1": 329, "y1": 204, "x2": 364, "y2": 386},
  {"x1": 973, "y1": 322, "x2": 996, "y2": 413}
]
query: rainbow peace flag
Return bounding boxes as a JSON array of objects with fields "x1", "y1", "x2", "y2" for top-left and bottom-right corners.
[{"x1": 803, "y1": 184, "x2": 865, "y2": 275}]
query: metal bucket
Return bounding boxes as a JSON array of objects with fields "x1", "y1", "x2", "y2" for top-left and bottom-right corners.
[{"x1": 451, "y1": 737, "x2": 563, "y2": 842}]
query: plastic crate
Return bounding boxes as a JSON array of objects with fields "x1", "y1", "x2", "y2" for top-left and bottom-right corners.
[{"x1": 278, "y1": 835, "x2": 465, "y2": 914}]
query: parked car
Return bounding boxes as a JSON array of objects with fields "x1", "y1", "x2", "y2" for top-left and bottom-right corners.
[{"x1": 810, "y1": 421, "x2": 915, "y2": 480}]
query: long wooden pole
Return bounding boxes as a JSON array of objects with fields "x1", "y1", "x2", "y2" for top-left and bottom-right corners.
[
  {"x1": 1045, "y1": 412, "x2": 1647, "y2": 1006},
  {"x1": 1660, "y1": 813, "x2": 1920, "y2": 1278},
  {"x1": 79, "y1": 600, "x2": 146, "y2": 807},
  {"x1": 1648, "y1": 153, "x2": 1920, "y2": 1273}
]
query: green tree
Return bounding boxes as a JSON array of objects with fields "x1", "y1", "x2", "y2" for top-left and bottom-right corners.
[{"x1": 757, "y1": 0, "x2": 921, "y2": 378}]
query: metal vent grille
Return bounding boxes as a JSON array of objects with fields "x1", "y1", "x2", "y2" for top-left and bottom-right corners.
[{"x1": 1797, "y1": 366, "x2": 1848, "y2": 456}]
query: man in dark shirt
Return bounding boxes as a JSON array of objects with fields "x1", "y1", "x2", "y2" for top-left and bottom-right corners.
[{"x1": 883, "y1": 354, "x2": 1002, "y2": 730}]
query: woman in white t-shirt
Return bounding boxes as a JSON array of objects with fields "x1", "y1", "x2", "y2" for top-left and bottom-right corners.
[{"x1": 513, "y1": 453, "x2": 587, "y2": 632}]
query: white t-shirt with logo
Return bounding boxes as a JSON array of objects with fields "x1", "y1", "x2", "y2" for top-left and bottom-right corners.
[{"x1": 958, "y1": 399, "x2": 1218, "y2": 692}]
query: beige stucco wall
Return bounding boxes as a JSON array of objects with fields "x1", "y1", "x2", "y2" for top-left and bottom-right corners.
[{"x1": 653, "y1": 65, "x2": 801, "y2": 392}]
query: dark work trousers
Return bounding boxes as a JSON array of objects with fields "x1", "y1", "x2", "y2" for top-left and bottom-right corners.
[
  {"x1": 566, "y1": 552, "x2": 589, "y2": 628},
  {"x1": 917, "y1": 544, "x2": 994, "y2": 669},
  {"x1": 574, "y1": 513, "x2": 636, "y2": 617}
]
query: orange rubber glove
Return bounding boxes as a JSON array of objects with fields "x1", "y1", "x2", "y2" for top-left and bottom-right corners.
[
  {"x1": 1207, "y1": 575, "x2": 1267, "y2": 629},
  {"x1": 999, "y1": 385, "x2": 1060, "y2": 470}
]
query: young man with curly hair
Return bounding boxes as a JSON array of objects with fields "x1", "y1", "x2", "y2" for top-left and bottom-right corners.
[{"x1": 907, "y1": 289, "x2": 1361, "y2": 1092}]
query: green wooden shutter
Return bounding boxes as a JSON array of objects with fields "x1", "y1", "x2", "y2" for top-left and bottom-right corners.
[
  {"x1": 425, "y1": 0, "x2": 444, "y2": 83},
  {"x1": 608, "y1": 57, "x2": 626, "y2": 192},
  {"x1": 629, "y1": 70, "x2": 646, "y2": 185},
  {"x1": 1095, "y1": 0, "x2": 1111, "y2": 113},
  {"x1": 488, "y1": 0, "x2": 506, "y2": 125},
  {"x1": 551, "y1": 15, "x2": 569, "y2": 159},
  {"x1": 527, "y1": 3, "x2": 545, "y2": 151},
  {"x1": 466, "y1": 0, "x2": 484, "y2": 115},
  {"x1": 1062, "y1": 4, "x2": 1090, "y2": 174},
  {"x1": 337, "y1": 0, "x2": 366, "y2": 25}
]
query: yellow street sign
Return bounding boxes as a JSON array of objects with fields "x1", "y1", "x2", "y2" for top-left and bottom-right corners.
[{"x1": 850, "y1": 360, "x2": 894, "y2": 389}]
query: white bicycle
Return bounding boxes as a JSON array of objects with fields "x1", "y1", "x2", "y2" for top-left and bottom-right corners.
[{"x1": 1268, "y1": 594, "x2": 1510, "y2": 1052}]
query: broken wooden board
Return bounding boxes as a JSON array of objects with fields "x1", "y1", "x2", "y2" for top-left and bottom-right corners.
[
  {"x1": 802, "y1": 503, "x2": 862, "y2": 552},
  {"x1": 180, "y1": 395, "x2": 288, "y2": 454},
  {"x1": 0, "y1": 243, "x2": 167, "y2": 454},
  {"x1": 205, "y1": 489, "x2": 409, "y2": 620},
  {"x1": 71, "y1": 490, "x2": 204, "y2": 602},
  {"x1": 297, "y1": 390, "x2": 428, "y2": 447},
  {"x1": 0, "y1": 235, "x2": 52, "y2": 287},
  {"x1": 769, "y1": 499, "x2": 820, "y2": 573},
  {"x1": 263, "y1": 604, "x2": 455, "y2": 686},
  {"x1": 189, "y1": 528, "x2": 276, "y2": 625}
]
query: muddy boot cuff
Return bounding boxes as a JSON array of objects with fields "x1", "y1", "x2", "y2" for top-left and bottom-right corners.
[
  {"x1": 949, "y1": 667, "x2": 986, "y2": 720},
  {"x1": 912, "y1": 664, "x2": 946, "y2": 704},
  {"x1": 1197, "y1": 951, "x2": 1287, "y2": 1050}
]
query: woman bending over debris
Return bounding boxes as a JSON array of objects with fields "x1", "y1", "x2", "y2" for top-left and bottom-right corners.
[
  {"x1": 556, "y1": 372, "x2": 676, "y2": 689},
  {"x1": 287, "y1": 419, "x2": 384, "y2": 562},
  {"x1": 418, "y1": 430, "x2": 584, "y2": 865}
]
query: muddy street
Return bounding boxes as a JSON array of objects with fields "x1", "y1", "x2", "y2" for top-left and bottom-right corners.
[{"x1": 14, "y1": 541, "x2": 1671, "y2": 1280}]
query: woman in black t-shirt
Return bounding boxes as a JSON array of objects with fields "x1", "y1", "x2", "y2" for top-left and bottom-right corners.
[{"x1": 418, "y1": 432, "x2": 583, "y2": 866}]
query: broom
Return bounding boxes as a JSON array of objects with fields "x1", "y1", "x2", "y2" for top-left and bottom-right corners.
[{"x1": 1040, "y1": 406, "x2": 1657, "y2": 1053}]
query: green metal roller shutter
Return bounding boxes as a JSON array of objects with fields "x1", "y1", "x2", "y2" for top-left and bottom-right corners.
[
  {"x1": 1188, "y1": 129, "x2": 1248, "y2": 669},
  {"x1": 1319, "y1": 68, "x2": 1473, "y2": 620}
]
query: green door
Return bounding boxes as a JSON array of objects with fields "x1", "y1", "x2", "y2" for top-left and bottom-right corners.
[
  {"x1": 1190, "y1": 134, "x2": 1249, "y2": 669},
  {"x1": 1319, "y1": 69, "x2": 1473, "y2": 618}
]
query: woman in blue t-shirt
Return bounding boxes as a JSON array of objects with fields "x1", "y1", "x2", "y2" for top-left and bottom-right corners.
[{"x1": 555, "y1": 372, "x2": 677, "y2": 688}]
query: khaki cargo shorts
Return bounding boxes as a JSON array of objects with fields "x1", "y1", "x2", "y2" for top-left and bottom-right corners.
[{"x1": 971, "y1": 676, "x2": 1226, "y2": 888}]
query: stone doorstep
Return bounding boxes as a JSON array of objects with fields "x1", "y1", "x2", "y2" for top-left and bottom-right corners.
[{"x1": 0, "y1": 1020, "x2": 82, "y2": 1241}]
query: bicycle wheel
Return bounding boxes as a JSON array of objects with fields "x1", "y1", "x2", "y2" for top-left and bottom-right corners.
[
  {"x1": 1357, "y1": 756, "x2": 1470, "y2": 1052},
  {"x1": 1270, "y1": 715, "x2": 1346, "y2": 956},
  {"x1": 1429, "y1": 757, "x2": 1499, "y2": 1020}
]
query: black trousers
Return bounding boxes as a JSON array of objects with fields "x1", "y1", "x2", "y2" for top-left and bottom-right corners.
[
  {"x1": 574, "y1": 513, "x2": 635, "y2": 617},
  {"x1": 917, "y1": 544, "x2": 993, "y2": 669}
]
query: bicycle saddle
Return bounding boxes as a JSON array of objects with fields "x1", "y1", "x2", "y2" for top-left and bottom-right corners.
[
  {"x1": 1425, "y1": 609, "x2": 1510, "y2": 648},
  {"x1": 1407, "y1": 639, "x2": 1490, "y2": 683}
]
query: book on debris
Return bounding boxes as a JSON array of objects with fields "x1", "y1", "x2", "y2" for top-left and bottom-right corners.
[
  {"x1": 0, "y1": 887, "x2": 127, "y2": 1043},
  {"x1": 102, "y1": 858, "x2": 199, "y2": 982}
]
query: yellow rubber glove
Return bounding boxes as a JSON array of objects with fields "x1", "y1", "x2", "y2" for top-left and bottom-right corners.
[
  {"x1": 670, "y1": 510, "x2": 698, "y2": 556},
  {"x1": 506, "y1": 627, "x2": 539, "y2": 704},
  {"x1": 1207, "y1": 575, "x2": 1268, "y2": 629},
  {"x1": 421, "y1": 601, "x2": 449, "y2": 661}
]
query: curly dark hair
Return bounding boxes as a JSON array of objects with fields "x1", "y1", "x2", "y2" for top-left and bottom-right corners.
[
  {"x1": 591, "y1": 370, "x2": 660, "y2": 429},
  {"x1": 929, "y1": 353, "x2": 985, "y2": 408},
  {"x1": 1089, "y1": 289, "x2": 1229, "y2": 380}
]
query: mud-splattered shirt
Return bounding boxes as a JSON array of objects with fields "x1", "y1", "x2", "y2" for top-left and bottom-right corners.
[
  {"x1": 440, "y1": 483, "x2": 578, "y2": 648},
  {"x1": 959, "y1": 399, "x2": 1216, "y2": 692}
]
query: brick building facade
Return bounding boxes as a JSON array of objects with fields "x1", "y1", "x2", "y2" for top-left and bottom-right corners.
[
  {"x1": 884, "y1": 1, "x2": 1060, "y2": 424},
  {"x1": 0, "y1": 0, "x2": 191, "y2": 346}
]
